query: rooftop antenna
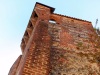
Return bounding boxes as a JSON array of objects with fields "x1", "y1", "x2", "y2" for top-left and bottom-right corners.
[
  {"x1": 95, "y1": 18, "x2": 98, "y2": 28},
  {"x1": 95, "y1": 19, "x2": 100, "y2": 36}
]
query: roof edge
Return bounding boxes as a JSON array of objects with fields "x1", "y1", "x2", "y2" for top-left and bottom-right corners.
[
  {"x1": 35, "y1": 2, "x2": 55, "y2": 13},
  {"x1": 54, "y1": 13, "x2": 91, "y2": 23}
]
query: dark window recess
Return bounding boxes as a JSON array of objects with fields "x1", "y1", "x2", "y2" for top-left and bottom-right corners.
[
  {"x1": 34, "y1": 13, "x2": 38, "y2": 17},
  {"x1": 24, "y1": 31, "x2": 29, "y2": 38},
  {"x1": 32, "y1": 11, "x2": 38, "y2": 18},
  {"x1": 25, "y1": 31, "x2": 28, "y2": 36},
  {"x1": 28, "y1": 21, "x2": 33, "y2": 29},
  {"x1": 31, "y1": 11, "x2": 38, "y2": 19}
]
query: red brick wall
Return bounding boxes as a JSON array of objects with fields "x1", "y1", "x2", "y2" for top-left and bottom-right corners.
[
  {"x1": 48, "y1": 15, "x2": 100, "y2": 75},
  {"x1": 9, "y1": 2, "x2": 100, "y2": 75},
  {"x1": 22, "y1": 21, "x2": 51, "y2": 75}
]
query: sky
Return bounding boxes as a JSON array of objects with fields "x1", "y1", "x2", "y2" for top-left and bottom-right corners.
[{"x1": 0, "y1": 0, "x2": 100, "y2": 75}]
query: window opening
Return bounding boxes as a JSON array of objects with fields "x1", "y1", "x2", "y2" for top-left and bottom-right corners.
[{"x1": 49, "y1": 19, "x2": 56, "y2": 24}]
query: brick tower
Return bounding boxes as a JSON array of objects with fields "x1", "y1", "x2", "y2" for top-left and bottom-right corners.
[{"x1": 9, "y1": 2, "x2": 100, "y2": 75}]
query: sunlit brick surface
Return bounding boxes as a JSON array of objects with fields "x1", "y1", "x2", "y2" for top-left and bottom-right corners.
[{"x1": 9, "y1": 2, "x2": 100, "y2": 75}]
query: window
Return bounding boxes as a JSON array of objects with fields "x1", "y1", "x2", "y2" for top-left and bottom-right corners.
[{"x1": 49, "y1": 20, "x2": 56, "y2": 23}]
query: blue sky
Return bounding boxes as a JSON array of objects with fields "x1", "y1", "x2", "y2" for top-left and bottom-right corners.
[{"x1": 0, "y1": 0, "x2": 100, "y2": 75}]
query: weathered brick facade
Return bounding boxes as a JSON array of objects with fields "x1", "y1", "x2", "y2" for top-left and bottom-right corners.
[{"x1": 9, "y1": 2, "x2": 100, "y2": 75}]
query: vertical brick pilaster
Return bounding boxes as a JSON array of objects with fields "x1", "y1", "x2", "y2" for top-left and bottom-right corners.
[{"x1": 22, "y1": 21, "x2": 51, "y2": 75}]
